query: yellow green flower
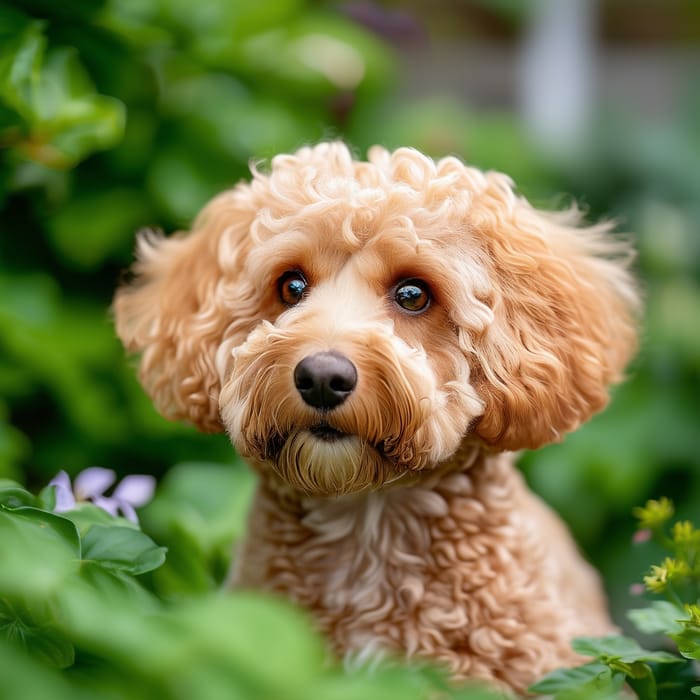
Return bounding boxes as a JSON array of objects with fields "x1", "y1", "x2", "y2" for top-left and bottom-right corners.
[
  {"x1": 684, "y1": 604, "x2": 700, "y2": 626},
  {"x1": 643, "y1": 557, "x2": 691, "y2": 593},
  {"x1": 672, "y1": 520, "x2": 700, "y2": 546},
  {"x1": 633, "y1": 498, "x2": 674, "y2": 530}
]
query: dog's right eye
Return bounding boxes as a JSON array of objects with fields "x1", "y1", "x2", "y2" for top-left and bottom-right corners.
[{"x1": 278, "y1": 271, "x2": 308, "y2": 306}]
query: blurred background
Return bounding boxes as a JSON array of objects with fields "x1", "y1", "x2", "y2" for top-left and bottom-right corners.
[{"x1": 1, "y1": 0, "x2": 699, "y2": 627}]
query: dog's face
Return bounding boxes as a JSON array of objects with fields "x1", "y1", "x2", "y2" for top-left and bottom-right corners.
[{"x1": 114, "y1": 144, "x2": 638, "y2": 497}]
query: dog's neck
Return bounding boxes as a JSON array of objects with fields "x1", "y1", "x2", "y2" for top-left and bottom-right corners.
[{"x1": 234, "y1": 444, "x2": 508, "y2": 593}]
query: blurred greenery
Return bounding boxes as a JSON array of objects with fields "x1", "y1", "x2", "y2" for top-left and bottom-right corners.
[
  {"x1": 1, "y1": 0, "x2": 699, "y2": 696},
  {"x1": 0, "y1": 467, "x2": 502, "y2": 699}
]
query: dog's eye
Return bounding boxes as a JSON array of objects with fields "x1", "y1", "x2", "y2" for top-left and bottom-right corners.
[
  {"x1": 394, "y1": 279, "x2": 431, "y2": 314},
  {"x1": 278, "y1": 271, "x2": 308, "y2": 306}
]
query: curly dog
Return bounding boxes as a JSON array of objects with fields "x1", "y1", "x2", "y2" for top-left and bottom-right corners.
[{"x1": 114, "y1": 142, "x2": 638, "y2": 694}]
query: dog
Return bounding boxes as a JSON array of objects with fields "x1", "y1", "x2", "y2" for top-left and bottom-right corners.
[{"x1": 114, "y1": 142, "x2": 638, "y2": 694}]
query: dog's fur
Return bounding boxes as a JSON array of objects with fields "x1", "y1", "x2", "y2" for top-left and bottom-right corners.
[{"x1": 114, "y1": 143, "x2": 638, "y2": 694}]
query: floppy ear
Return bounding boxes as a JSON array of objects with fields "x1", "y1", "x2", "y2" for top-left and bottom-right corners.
[
  {"x1": 468, "y1": 185, "x2": 639, "y2": 451},
  {"x1": 113, "y1": 191, "x2": 255, "y2": 433}
]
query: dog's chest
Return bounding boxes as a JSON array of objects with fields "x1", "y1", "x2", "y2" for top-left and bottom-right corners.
[
  {"x1": 235, "y1": 475, "x2": 490, "y2": 660},
  {"x1": 296, "y1": 490, "x2": 441, "y2": 613}
]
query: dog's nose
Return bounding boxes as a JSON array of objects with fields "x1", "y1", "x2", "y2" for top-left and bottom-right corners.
[{"x1": 294, "y1": 351, "x2": 357, "y2": 410}]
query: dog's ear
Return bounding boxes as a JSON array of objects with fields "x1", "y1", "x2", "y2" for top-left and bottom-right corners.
[
  {"x1": 467, "y1": 186, "x2": 639, "y2": 451},
  {"x1": 113, "y1": 191, "x2": 255, "y2": 432}
]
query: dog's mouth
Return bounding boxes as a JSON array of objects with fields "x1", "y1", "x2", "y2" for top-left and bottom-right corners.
[{"x1": 308, "y1": 422, "x2": 347, "y2": 442}]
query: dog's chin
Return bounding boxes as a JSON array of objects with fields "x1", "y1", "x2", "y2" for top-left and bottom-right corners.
[{"x1": 267, "y1": 428, "x2": 396, "y2": 497}]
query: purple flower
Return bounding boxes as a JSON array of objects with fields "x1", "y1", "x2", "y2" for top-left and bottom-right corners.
[
  {"x1": 49, "y1": 467, "x2": 155, "y2": 524},
  {"x1": 628, "y1": 583, "x2": 646, "y2": 597},
  {"x1": 633, "y1": 529, "x2": 652, "y2": 544}
]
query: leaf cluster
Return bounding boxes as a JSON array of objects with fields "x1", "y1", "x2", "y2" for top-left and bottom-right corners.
[
  {"x1": 530, "y1": 500, "x2": 700, "y2": 699},
  {"x1": 0, "y1": 464, "x2": 504, "y2": 700}
]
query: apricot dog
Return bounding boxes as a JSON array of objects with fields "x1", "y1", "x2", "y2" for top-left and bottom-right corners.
[{"x1": 114, "y1": 143, "x2": 638, "y2": 693}]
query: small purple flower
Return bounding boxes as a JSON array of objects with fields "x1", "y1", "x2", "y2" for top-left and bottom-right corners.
[
  {"x1": 628, "y1": 583, "x2": 646, "y2": 597},
  {"x1": 49, "y1": 467, "x2": 156, "y2": 524},
  {"x1": 633, "y1": 529, "x2": 652, "y2": 544}
]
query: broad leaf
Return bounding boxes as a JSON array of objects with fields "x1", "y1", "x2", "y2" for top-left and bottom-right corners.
[
  {"x1": 628, "y1": 601, "x2": 685, "y2": 635},
  {"x1": 0, "y1": 507, "x2": 79, "y2": 596},
  {"x1": 81, "y1": 524, "x2": 166, "y2": 575},
  {"x1": 572, "y1": 635, "x2": 682, "y2": 664},
  {"x1": 529, "y1": 661, "x2": 616, "y2": 694}
]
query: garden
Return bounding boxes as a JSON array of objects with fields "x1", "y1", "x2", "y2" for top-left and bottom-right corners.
[{"x1": 1, "y1": 0, "x2": 699, "y2": 697}]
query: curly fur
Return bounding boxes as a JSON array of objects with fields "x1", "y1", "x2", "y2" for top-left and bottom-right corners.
[{"x1": 114, "y1": 142, "x2": 639, "y2": 694}]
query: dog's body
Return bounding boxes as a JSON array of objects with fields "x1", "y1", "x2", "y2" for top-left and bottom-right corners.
[{"x1": 114, "y1": 143, "x2": 638, "y2": 694}]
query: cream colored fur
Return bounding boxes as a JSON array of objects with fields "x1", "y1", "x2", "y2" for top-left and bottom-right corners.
[{"x1": 114, "y1": 142, "x2": 638, "y2": 695}]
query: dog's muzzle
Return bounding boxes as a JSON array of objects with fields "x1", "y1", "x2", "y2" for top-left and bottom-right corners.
[{"x1": 293, "y1": 351, "x2": 357, "y2": 410}]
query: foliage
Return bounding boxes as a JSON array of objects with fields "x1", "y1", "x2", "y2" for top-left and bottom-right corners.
[
  {"x1": 0, "y1": 0, "x2": 395, "y2": 484},
  {"x1": 530, "y1": 500, "x2": 700, "y2": 699},
  {"x1": 1, "y1": 0, "x2": 700, "y2": 696},
  {"x1": 0, "y1": 463, "x2": 502, "y2": 700}
]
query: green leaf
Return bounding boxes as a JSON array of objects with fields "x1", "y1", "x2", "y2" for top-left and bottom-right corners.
[
  {"x1": 176, "y1": 593, "x2": 326, "y2": 690},
  {"x1": 626, "y1": 668, "x2": 657, "y2": 700},
  {"x1": 628, "y1": 601, "x2": 685, "y2": 635},
  {"x1": 0, "y1": 599, "x2": 74, "y2": 669},
  {"x1": 8, "y1": 506, "x2": 81, "y2": 556},
  {"x1": 143, "y1": 460, "x2": 255, "y2": 550},
  {"x1": 0, "y1": 21, "x2": 44, "y2": 120},
  {"x1": 672, "y1": 626, "x2": 700, "y2": 660},
  {"x1": 60, "y1": 503, "x2": 137, "y2": 536},
  {"x1": 528, "y1": 661, "x2": 615, "y2": 694},
  {"x1": 46, "y1": 188, "x2": 150, "y2": 268},
  {"x1": 0, "y1": 480, "x2": 36, "y2": 508},
  {"x1": 0, "y1": 507, "x2": 80, "y2": 596},
  {"x1": 572, "y1": 635, "x2": 682, "y2": 664},
  {"x1": 691, "y1": 686, "x2": 700, "y2": 695},
  {"x1": 0, "y1": 22, "x2": 124, "y2": 167},
  {"x1": 0, "y1": 637, "x2": 78, "y2": 700},
  {"x1": 81, "y1": 524, "x2": 166, "y2": 575}
]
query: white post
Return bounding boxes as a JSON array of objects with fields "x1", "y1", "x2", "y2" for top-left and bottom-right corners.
[{"x1": 518, "y1": 0, "x2": 598, "y2": 158}]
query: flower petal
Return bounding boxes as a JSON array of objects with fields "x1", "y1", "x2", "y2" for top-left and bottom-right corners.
[
  {"x1": 116, "y1": 500, "x2": 139, "y2": 524},
  {"x1": 75, "y1": 467, "x2": 116, "y2": 500},
  {"x1": 92, "y1": 495, "x2": 119, "y2": 517},
  {"x1": 112, "y1": 474, "x2": 156, "y2": 507},
  {"x1": 49, "y1": 471, "x2": 76, "y2": 512}
]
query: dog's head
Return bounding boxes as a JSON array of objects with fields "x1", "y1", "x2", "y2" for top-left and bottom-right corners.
[{"x1": 114, "y1": 143, "x2": 638, "y2": 496}]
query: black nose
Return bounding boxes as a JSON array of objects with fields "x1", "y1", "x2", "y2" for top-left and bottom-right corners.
[{"x1": 294, "y1": 351, "x2": 357, "y2": 410}]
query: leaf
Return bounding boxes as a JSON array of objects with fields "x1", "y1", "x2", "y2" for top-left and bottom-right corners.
[
  {"x1": 8, "y1": 506, "x2": 81, "y2": 556},
  {"x1": 0, "y1": 507, "x2": 80, "y2": 596},
  {"x1": 528, "y1": 661, "x2": 614, "y2": 694},
  {"x1": 691, "y1": 686, "x2": 700, "y2": 695},
  {"x1": 0, "y1": 637, "x2": 77, "y2": 700},
  {"x1": 46, "y1": 188, "x2": 150, "y2": 268},
  {"x1": 572, "y1": 635, "x2": 682, "y2": 664},
  {"x1": 0, "y1": 21, "x2": 44, "y2": 120},
  {"x1": 0, "y1": 21, "x2": 124, "y2": 167},
  {"x1": 626, "y1": 669, "x2": 657, "y2": 700},
  {"x1": 143, "y1": 460, "x2": 255, "y2": 549},
  {"x1": 60, "y1": 503, "x2": 137, "y2": 536},
  {"x1": 176, "y1": 593, "x2": 327, "y2": 690},
  {"x1": 81, "y1": 523, "x2": 166, "y2": 575},
  {"x1": 628, "y1": 601, "x2": 685, "y2": 635},
  {"x1": 672, "y1": 626, "x2": 700, "y2": 660},
  {"x1": 0, "y1": 600, "x2": 74, "y2": 669},
  {"x1": 0, "y1": 480, "x2": 36, "y2": 508}
]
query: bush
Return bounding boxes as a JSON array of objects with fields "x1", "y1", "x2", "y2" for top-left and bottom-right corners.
[{"x1": 2, "y1": 0, "x2": 700, "y2": 696}]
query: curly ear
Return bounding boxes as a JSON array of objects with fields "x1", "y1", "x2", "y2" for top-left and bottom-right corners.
[
  {"x1": 469, "y1": 189, "x2": 639, "y2": 451},
  {"x1": 113, "y1": 191, "x2": 255, "y2": 433}
]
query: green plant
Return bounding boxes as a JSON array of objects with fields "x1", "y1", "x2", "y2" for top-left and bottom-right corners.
[
  {"x1": 530, "y1": 499, "x2": 700, "y2": 699},
  {"x1": 0, "y1": 463, "x2": 503, "y2": 700}
]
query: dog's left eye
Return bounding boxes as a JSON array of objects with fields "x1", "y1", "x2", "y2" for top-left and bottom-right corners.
[
  {"x1": 278, "y1": 271, "x2": 308, "y2": 306},
  {"x1": 394, "y1": 279, "x2": 431, "y2": 313}
]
